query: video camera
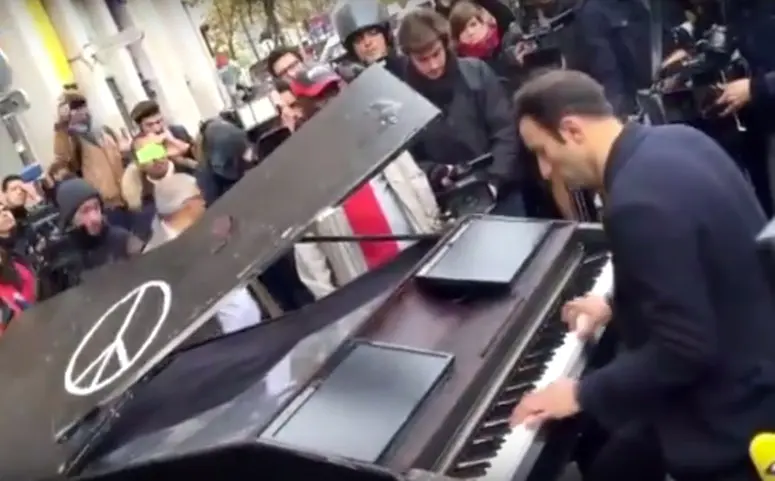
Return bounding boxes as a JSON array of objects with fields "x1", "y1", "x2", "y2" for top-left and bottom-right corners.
[
  {"x1": 22, "y1": 204, "x2": 83, "y2": 298},
  {"x1": 643, "y1": 24, "x2": 748, "y2": 128},
  {"x1": 506, "y1": 7, "x2": 576, "y2": 70},
  {"x1": 437, "y1": 153, "x2": 496, "y2": 218},
  {"x1": 256, "y1": 125, "x2": 292, "y2": 162}
]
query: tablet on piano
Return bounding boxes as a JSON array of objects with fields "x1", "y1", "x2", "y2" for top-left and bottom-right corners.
[{"x1": 415, "y1": 216, "x2": 551, "y2": 298}]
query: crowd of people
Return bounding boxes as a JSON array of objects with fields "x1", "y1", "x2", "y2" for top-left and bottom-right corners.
[
  {"x1": 1, "y1": 0, "x2": 775, "y2": 479},
  {"x1": 0, "y1": 85, "x2": 265, "y2": 333}
]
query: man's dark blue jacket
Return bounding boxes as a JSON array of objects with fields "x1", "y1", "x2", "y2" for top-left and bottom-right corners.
[
  {"x1": 730, "y1": 0, "x2": 775, "y2": 107},
  {"x1": 577, "y1": 123, "x2": 775, "y2": 474},
  {"x1": 573, "y1": 0, "x2": 652, "y2": 116}
]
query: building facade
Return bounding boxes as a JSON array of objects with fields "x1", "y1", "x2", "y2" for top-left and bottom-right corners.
[{"x1": 0, "y1": 0, "x2": 228, "y2": 178}]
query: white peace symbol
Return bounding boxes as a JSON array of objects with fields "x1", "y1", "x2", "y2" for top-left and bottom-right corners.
[{"x1": 63, "y1": 280, "x2": 172, "y2": 396}]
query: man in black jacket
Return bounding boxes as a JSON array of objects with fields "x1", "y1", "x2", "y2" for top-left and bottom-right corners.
[
  {"x1": 56, "y1": 178, "x2": 143, "y2": 275},
  {"x1": 397, "y1": 8, "x2": 525, "y2": 216},
  {"x1": 716, "y1": 0, "x2": 775, "y2": 216},
  {"x1": 573, "y1": 0, "x2": 652, "y2": 118},
  {"x1": 510, "y1": 70, "x2": 775, "y2": 481}
]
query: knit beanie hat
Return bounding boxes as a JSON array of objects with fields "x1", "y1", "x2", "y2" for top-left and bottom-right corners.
[
  {"x1": 154, "y1": 174, "x2": 200, "y2": 216},
  {"x1": 56, "y1": 178, "x2": 100, "y2": 227}
]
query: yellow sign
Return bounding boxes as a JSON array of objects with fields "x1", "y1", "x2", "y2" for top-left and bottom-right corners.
[{"x1": 25, "y1": 0, "x2": 74, "y2": 85}]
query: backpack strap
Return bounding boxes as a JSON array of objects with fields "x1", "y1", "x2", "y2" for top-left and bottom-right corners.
[
  {"x1": 456, "y1": 58, "x2": 487, "y2": 123},
  {"x1": 457, "y1": 57, "x2": 484, "y2": 93},
  {"x1": 456, "y1": 58, "x2": 493, "y2": 143}
]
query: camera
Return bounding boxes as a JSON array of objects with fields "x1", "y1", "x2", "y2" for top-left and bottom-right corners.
[
  {"x1": 23, "y1": 204, "x2": 83, "y2": 298},
  {"x1": 256, "y1": 126, "x2": 291, "y2": 162},
  {"x1": 506, "y1": 7, "x2": 576, "y2": 70},
  {"x1": 641, "y1": 24, "x2": 748, "y2": 128},
  {"x1": 437, "y1": 153, "x2": 496, "y2": 218}
]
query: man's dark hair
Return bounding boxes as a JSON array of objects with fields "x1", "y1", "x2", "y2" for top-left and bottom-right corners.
[
  {"x1": 130, "y1": 100, "x2": 161, "y2": 124},
  {"x1": 513, "y1": 70, "x2": 614, "y2": 136},
  {"x1": 397, "y1": 8, "x2": 450, "y2": 54},
  {"x1": 266, "y1": 47, "x2": 303, "y2": 77},
  {"x1": 1, "y1": 175, "x2": 22, "y2": 192}
]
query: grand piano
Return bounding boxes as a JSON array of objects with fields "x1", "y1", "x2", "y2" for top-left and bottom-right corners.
[{"x1": 0, "y1": 66, "x2": 614, "y2": 481}]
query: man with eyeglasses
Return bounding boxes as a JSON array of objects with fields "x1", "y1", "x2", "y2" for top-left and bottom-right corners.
[{"x1": 267, "y1": 47, "x2": 307, "y2": 131}]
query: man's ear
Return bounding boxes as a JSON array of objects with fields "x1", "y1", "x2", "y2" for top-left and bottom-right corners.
[
  {"x1": 537, "y1": 157, "x2": 552, "y2": 180},
  {"x1": 558, "y1": 116, "x2": 585, "y2": 144}
]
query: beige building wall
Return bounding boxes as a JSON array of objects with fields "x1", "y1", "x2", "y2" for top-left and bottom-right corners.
[
  {"x1": 0, "y1": 0, "x2": 228, "y2": 175},
  {"x1": 116, "y1": 0, "x2": 204, "y2": 135},
  {"x1": 0, "y1": 2, "x2": 67, "y2": 168}
]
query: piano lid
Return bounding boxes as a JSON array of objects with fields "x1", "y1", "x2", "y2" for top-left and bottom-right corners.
[{"x1": 0, "y1": 65, "x2": 439, "y2": 480}]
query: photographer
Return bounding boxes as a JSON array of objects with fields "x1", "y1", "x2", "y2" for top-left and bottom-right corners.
[
  {"x1": 398, "y1": 8, "x2": 525, "y2": 217},
  {"x1": 0, "y1": 246, "x2": 36, "y2": 337},
  {"x1": 53, "y1": 91, "x2": 133, "y2": 229},
  {"x1": 718, "y1": 0, "x2": 775, "y2": 215},
  {"x1": 130, "y1": 100, "x2": 197, "y2": 174},
  {"x1": 1, "y1": 175, "x2": 42, "y2": 246},
  {"x1": 662, "y1": 0, "x2": 775, "y2": 215},
  {"x1": 0, "y1": 206, "x2": 29, "y2": 262}
]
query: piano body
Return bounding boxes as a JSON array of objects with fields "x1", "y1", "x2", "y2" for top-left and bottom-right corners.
[
  {"x1": 0, "y1": 65, "x2": 616, "y2": 481},
  {"x1": 82, "y1": 215, "x2": 612, "y2": 481},
  {"x1": 252, "y1": 215, "x2": 614, "y2": 481},
  {"x1": 0, "y1": 65, "x2": 442, "y2": 480}
]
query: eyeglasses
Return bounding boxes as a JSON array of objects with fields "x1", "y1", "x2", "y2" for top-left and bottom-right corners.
[{"x1": 276, "y1": 58, "x2": 302, "y2": 79}]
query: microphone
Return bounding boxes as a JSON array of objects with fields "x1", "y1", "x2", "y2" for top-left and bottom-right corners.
[{"x1": 750, "y1": 432, "x2": 775, "y2": 480}]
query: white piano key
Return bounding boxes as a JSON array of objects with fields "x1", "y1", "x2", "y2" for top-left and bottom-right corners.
[{"x1": 482, "y1": 256, "x2": 614, "y2": 481}]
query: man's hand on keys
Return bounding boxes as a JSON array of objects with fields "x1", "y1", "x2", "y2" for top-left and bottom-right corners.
[{"x1": 561, "y1": 294, "x2": 611, "y2": 340}]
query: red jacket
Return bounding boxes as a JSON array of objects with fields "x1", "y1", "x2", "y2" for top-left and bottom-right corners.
[{"x1": 0, "y1": 262, "x2": 36, "y2": 335}]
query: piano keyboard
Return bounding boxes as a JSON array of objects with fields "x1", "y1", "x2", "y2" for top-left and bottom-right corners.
[
  {"x1": 442, "y1": 253, "x2": 613, "y2": 480},
  {"x1": 482, "y1": 255, "x2": 614, "y2": 481}
]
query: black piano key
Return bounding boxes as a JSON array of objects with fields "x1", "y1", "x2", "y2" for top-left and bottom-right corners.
[{"x1": 449, "y1": 464, "x2": 490, "y2": 479}]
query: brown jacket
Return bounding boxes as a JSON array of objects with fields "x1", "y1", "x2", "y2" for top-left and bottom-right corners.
[{"x1": 53, "y1": 128, "x2": 126, "y2": 207}]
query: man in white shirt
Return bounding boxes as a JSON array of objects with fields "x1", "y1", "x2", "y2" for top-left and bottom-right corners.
[{"x1": 143, "y1": 173, "x2": 262, "y2": 333}]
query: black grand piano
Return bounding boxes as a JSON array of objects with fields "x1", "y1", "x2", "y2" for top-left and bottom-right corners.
[{"x1": 0, "y1": 66, "x2": 614, "y2": 481}]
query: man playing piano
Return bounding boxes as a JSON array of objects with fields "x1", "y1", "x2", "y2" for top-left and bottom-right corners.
[{"x1": 509, "y1": 70, "x2": 775, "y2": 481}]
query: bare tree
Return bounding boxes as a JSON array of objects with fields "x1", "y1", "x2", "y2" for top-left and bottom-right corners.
[{"x1": 198, "y1": 0, "x2": 401, "y2": 56}]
